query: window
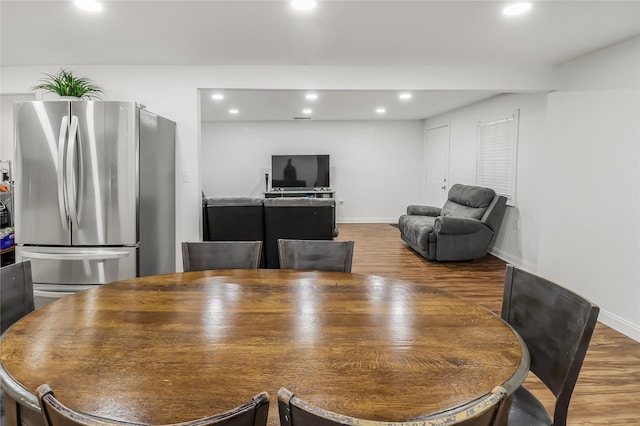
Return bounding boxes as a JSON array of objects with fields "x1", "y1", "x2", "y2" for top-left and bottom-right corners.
[{"x1": 476, "y1": 110, "x2": 519, "y2": 205}]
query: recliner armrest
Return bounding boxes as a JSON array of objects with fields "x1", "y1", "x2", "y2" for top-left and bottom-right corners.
[
  {"x1": 434, "y1": 216, "x2": 488, "y2": 235},
  {"x1": 407, "y1": 205, "x2": 441, "y2": 216}
]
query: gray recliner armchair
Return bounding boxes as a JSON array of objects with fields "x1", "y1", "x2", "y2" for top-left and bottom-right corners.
[{"x1": 398, "y1": 184, "x2": 507, "y2": 261}]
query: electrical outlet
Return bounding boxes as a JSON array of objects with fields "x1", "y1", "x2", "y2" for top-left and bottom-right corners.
[{"x1": 514, "y1": 220, "x2": 520, "y2": 230}]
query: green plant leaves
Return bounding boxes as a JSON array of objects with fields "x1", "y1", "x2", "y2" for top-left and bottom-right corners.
[{"x1": 31, "y1": 68, "x2": 103, "y2": 99}]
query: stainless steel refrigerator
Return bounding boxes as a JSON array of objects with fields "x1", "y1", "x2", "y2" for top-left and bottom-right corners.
[{"x1": 14, "y1": 101, "x2": 175, "y2": 307}]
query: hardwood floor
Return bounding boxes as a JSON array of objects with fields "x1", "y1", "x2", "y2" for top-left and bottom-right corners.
[{"x1": 336, "y1": 223, "x2": 640, "y2": 425}]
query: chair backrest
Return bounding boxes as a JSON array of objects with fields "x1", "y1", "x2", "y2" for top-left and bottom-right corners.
[
  {"x1": 204, "y1": 197, "x2": 265, "y2": 242},
  {"x1": 36, "y1": 384, "x2": 270, "y2": 426},
  {"x1": 278, "y1": 386, "x2": 507, "y2": 426},
  {"x1": 277, "y1": 239, "x2": 354, "y2": 272},
  {"x1": 1, "y1": 260, "x2": 35, "y2": 334},
  {"x1": 480, "y1": 195, "x2": 507, "y2": 244},
  {"x1": 182, "y1": 241, "x2": 262, "y2": 271},
  {"x1": 501, "y1": 264, "x2": 600, "y2": 425}
]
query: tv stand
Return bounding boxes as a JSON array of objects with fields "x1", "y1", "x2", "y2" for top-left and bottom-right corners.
[{"x1": 264, "y1": 188, "x2": 335, "y2": 199}]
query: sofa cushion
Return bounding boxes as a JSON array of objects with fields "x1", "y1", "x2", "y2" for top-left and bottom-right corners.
[
  {"x1": 447, "y1": 184, "x2": 495, "y2": 208},
  {"x1": 399, "y1": 214, "x2": 437, "y2": 248},
  {"x1": 263, "y1": 198, "x2": 334, "y2": 207},
  {"x1": 206, "y1": 197, "x2": 263, "y2": 207},
  {"x1": 441, "y1": 201, "x2": 486, "y2": 220},
  {"x1": 441, "y1": 184, "x2": 496, "y2": 220}
]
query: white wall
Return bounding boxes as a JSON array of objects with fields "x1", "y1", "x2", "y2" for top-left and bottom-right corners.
[
  {"x1": 424, "y1": 37, "x2": 640, "y2": 341},
  {"x1": 202, "y1": 120, "x2": 424, "y2": 222},
  {"x1": 425, "y1": 93, "x2": 548, "y2": 271},
  {"x1": 538, "y1": 37, "x2": 640, "y2": 340},
  {"x1": 0, "y1": 93, "x2": 35, "y2": 161}
]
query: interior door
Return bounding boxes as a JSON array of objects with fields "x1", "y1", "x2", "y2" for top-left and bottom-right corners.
[
  {"x1": 72, "y1": 101, "x2": 138, "y2": 246},
  {"x1": 423, "y1": 125, "x2": 450, "y2": 206}
]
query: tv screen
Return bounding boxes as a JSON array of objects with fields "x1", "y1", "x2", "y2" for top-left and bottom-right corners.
[{"x1": 271, "y1": 155, "x2": 330, "y2": 189}]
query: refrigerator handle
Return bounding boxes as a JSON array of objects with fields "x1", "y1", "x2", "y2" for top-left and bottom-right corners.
[
  {"x1": 19, "y1": 248, "x2": 132, "y2": 261},
  {"x1": 57, "y1": 115, "x2": 70, "y2": 230},
  {"x1": 66, "y1": 115, "x2": 80, "y2": 228}
]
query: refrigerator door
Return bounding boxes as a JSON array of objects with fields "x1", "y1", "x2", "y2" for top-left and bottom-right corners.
[
  {"x1": 139, "y1": 110, "x2": 176, "y2": 276},
  {"x1": 16, "y1": 246, "x2": 138, "y2": 286},
  {"x1": 14, "y1": 101, "x2": 71, "y2": 245},
  {"x1": 71, "y1": 101, "x2": 138, "y2": 246}
]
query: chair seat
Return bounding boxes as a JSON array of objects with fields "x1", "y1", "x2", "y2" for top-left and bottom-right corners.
[{"x1": 508, "y1": 386, "x2": 553, "y2": 426}]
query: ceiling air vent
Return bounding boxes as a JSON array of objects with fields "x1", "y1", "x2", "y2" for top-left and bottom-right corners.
[{"x1": 293, "y1": 117, "x2": 311, "y2": 120}]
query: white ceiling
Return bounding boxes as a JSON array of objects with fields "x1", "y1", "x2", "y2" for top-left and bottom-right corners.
[
  {"x1": 2, "y1": 1, "x2": 639, "y2": 67},
  {"x1": 2, "y1": 0, "x2": 639, "y2": 121},
  {"x1": 199, "y1": 89, "x2": 500, "y2": 121}
]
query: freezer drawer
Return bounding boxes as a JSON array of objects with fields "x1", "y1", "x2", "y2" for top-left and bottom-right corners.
[
  {"x1": 17, "y1": 246, "x2": 138, "y2": 286},
  {"x1": 33, "y1": 283, "x2": 98, "y2": 309}
]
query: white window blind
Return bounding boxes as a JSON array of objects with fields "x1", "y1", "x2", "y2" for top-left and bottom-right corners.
[{"x1": 476, "y1": 110, "x2": 519, "y2": 205}]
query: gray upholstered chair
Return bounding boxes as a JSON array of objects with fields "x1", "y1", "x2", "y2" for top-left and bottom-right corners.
[
  {"x1": 278, "y1": 386, "x2": 507, "y2": 426},
  {"x1": 277, "y1": 239, "x2": 354, "y2": 272},
  {"x1": 37, "y1": 384, "x2": 269, "y2": 426},
  {"x1": 182, "y1": 241, "x2": 262, "y2": 271},
  {"x1": 398, "y1": 184, "x2": 507, "y2": 261},
  {"x1": 1, "y1": 260, "x2": 35, "y2": 334},
  {"x1": 501, "y1": 264, "x2": 600, "y2": 426},
  {"x1": 1, "y1": 260, "x2": 35, "y2": 424}
]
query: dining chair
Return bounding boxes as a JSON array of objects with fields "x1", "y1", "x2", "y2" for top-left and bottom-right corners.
[
  {"x1": 1, "y1": 260, "x2": 35, "y2": 426},
  {"x1": 36, "y1": 384, "x2": 270, "y2": 426},
  {"x1": 278, "y1": 386, "x2": 507, "y2": 426},
  {"x1": 182, "y1": 241, "x2": 262, "y2": 271},
  {"x1": 1, "y1": 260, "x2": 35, "y2": 334},
  {"x1": 277, "y1": 239, "x2": 354, "y2": 272},
  {"x1": 501, "y1": 264, "x2": 600, "y2": 426}
]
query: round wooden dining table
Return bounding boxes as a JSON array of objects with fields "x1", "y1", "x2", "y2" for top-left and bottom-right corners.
[{"x1": 0, "y1": 269, "x2": 529, "y2": 426}]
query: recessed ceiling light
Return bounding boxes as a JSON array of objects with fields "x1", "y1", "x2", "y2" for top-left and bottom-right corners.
[
  {"x1": 503, "y1": 2, "x2": 532, "y2": 16},
  {"x1": 211, "y1": 94, "x2": 224, "y2": 101},
  {"x1": 74, "y1": 0, "x2": 103, "y2": 12},
  {"x1": 291, "y1": 0, "x2": 316, "y2": 11},
  {"x1": 399, "y1": 92, "x2": 413, "y2": 100},
  {"x1": 302, "y1": 108, "x2": 313, "y2": 115},
  {"x1": 376, "y1": 108, "x2": 386, "y2": 114},
  {"x1": 228, "y1": 109, "x2": 239, "y2": 115},
  {"x1": 305, "y1": 93, "x2": 318, "y2": 100}
]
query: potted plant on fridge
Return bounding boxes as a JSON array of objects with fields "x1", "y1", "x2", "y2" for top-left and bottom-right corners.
[{"x1": 31, "y1": 68, "x2": 103, "y2": 99}]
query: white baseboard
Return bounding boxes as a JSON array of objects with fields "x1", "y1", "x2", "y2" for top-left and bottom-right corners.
[
  {"x1": 488, "y1": 246, "x2": 537, "y2": 272},
  {"x1": 598, "y1": 310, "x2": 640, "y2": 342},
  {"x1": 337, "y1": 218, "x2": 399, "y2": 224}
]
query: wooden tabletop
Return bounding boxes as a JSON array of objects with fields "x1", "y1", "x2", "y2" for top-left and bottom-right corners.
[{"x1": 0, "y1": 269, "x2": 528, "y2": 425}]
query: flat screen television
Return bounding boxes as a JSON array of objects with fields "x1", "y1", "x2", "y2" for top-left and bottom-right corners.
[{"x1": 271, "y1": 154, "x2": 330, "y2": 189}]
